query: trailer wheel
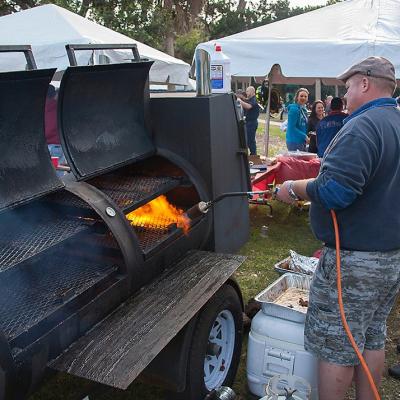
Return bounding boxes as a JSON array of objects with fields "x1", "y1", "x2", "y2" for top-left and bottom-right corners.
[{"x1": 181, "y1": 284, "x2": 243, "y2": 400}]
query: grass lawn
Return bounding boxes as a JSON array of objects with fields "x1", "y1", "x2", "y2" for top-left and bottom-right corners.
[
  {"x1": 30, "y1": 123, "x2": 400, "y2": 399},
  {"x1": 255, "y1": 116, "x2": 286, "y2": 156}
]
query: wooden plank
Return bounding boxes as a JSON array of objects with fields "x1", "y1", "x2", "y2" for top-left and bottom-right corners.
[{"x1": 49, "y1": 250, "x2": 245, "y2": 389}]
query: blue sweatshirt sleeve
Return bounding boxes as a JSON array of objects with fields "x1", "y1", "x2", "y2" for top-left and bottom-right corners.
[{"x1": 306, "y1": 119, "x2": 379, "y2": 210}]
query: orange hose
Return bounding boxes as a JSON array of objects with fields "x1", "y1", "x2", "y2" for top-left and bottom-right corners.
[{"x1": 330, "y1": 210, "x2": 380, "y2": 400}]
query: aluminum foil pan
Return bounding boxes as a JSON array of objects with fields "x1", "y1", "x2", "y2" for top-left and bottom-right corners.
[
  {"x1": 289, "y1": 250, "x2": 318, "y2": 275},
  {"x1": 255, "y1": 273, "x2": 311, "y2": 323},
  {"x1": 274, "y1": 251, "x2": 318, "y2": 276}
]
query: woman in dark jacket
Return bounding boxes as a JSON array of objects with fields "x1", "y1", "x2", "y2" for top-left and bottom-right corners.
[{"x1": 307, "y1": 100, "x2": 325, "y2": 153}]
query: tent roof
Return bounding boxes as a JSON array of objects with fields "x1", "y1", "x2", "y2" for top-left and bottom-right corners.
[
  {"x1": 0, "y1": 4, "x2": 190, "y2": 85},
  {"x1": 197, "y1": 0, "x2": 400, "y2": 83}
]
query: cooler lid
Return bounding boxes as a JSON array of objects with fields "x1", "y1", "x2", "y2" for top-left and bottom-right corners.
[
  {"x1": 58, "y1": 61, "x2": 155, "y2": 180},
  {"x1": 0, "y1": 68, "x2": 64, "y2": 213}
]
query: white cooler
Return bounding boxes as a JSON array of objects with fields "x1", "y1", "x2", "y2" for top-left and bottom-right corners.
[{"x1": 246, "y1": 273, "x2": 318, "y2": 399}]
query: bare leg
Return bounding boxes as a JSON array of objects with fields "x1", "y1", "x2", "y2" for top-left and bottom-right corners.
[
  {"x1": 354, "y1": 349, "x2": 384, "y2": 400},
  {"x1": 318, "y1": 360, "x2": 354, "y2": 400}
]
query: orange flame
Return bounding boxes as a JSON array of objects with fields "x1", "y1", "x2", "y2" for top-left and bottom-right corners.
[{"x1": 126, "y1": 195, "x2": 190, "y2": 235}]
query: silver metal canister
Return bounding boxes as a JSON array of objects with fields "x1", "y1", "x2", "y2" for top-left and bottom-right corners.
[{"x1": 195, "y1": 48, "x2": 212, "y2": 96}]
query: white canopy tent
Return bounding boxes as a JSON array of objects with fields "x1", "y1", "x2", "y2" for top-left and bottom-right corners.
[
  {"x1": 196, "y1": 0, "x2": 400, "y2": 154},
  {"x1": 0, "y1": 4, "x2": 190, "y2": 86}
]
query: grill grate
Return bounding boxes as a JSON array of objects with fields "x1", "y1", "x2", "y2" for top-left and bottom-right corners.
[
  {"x1": 134, "y1": 227, "x2": 173, "y2": 253},
  {"x1": 89, "y1": 175, "x2": 181, "y2": 212},
  {"x1": 0, "y1": 217, "x2": 94, "y2": 272},
  {"x1": 129, "y1": 215, "x2": 178, "y2": 231},
  {"x1": 0, "y1": 256, "x2": 117, "y2": 340},
  {"x1": 130, "y1": 215, "x2": 180, "y2": 254},
  {"x1": 42, "y1": 191, "x2": 92, "y2": 210}
]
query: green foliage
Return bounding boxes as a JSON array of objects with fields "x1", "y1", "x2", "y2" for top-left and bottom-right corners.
[
  {"x1": 204, "y1": 0, "x2": 267, "y2": 39},
  {"x1": 175, "y1": 28, "x2": 208, "y2": 63},
  {"x1": 0, "y1": 0, "x2": 330, "y2": 60},
  {"x1": 88, "y1": 1, "x2": 171, "y2": 50}
]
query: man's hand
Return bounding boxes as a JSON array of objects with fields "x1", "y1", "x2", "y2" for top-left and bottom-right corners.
[
  {"x1": 275, "y1": 179, "x2": 314, "y2": 204},
  {"x1": 275, "y1": 181, "x2": 297, "y2": 205}
]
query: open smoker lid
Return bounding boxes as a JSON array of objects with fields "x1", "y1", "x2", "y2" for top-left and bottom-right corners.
[
  {"x1": 58, "y1": 61, "x2": 156, "y2": 180},
  {"x1": 0, "y1": 68, "x2": 64, "y2": 213}
]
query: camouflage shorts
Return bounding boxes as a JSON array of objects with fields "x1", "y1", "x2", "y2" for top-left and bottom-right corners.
[{"x1": 304, "y1": 246, "x2": 400, "y2": 366}]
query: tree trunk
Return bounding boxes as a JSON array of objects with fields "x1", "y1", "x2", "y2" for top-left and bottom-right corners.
[
  {"x1": 237, "y1": 0, "x2": 246, "y2": 11},
  {"x1": 79, "y1": 0, "x2": 93, "y2": 17},
  {"x1": 188, "y1": 0, "x2": 204, "y2": 29},
  {"x1": 165, "y1": 33, "x2": 175, "y2": 56},
  {"x1": 163, "y1": 0, "x2": 175, "y2": 56}
]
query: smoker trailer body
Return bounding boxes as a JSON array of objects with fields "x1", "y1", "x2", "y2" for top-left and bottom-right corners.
[{"x1": 0, "y1": 60, "x2": 250, "y2": 399}]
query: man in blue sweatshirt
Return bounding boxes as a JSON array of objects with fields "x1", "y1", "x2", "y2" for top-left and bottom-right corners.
[
  {"x1": 238, "y1": 86, "x2": 260, "y2": 155},
  {"x1": 276, "y1": 57, "x2": 400, "y2": 400},
  {"x1": 316, "y1": 97, "x2": 347, "y2": 157}
]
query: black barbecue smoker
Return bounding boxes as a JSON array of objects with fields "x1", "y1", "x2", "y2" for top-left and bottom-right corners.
[{"x1": 0, "y1": 45, "x2": 250, "y2": 400}]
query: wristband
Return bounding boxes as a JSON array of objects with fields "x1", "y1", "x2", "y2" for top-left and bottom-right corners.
[{"x1": 287, "y1": 181, "x2": 300, "y2": 201}]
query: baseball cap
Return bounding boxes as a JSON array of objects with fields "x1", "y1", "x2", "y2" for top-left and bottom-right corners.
[{"x1": 337, "y1": 56, "x2": 396, "y2": 85}]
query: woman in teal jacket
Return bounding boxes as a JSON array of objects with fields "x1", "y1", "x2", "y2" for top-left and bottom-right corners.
[{"x1": 286, "y1": 88, "x2": 309, "y2": 151}]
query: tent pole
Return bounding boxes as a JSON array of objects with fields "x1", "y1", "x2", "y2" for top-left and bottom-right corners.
[
  {"x1": 264, "y1": 75, "x2": 272, "y2": 157},
  {"x1": 315, "y1": 78, "x2": 321, "y2": 100}
]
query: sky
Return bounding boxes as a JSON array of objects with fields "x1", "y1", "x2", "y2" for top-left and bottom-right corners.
[{"x1": 289, "y1": 0, "x2": 328, "y2": 7}]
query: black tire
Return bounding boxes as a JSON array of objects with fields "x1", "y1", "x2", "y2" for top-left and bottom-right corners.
[{"x1": 179, "y1": 284, "x2": 243, "y2": 400}]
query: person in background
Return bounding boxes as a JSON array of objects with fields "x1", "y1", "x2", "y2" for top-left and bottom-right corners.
[
  {"x1": 325, "y1": 95, "x2": 333, "y2": 114},
  {"x1": 256, "y1": 79, "x2": 268, "y2": 110},
  {"x1": 238, "y1": 86, "x2": 260, "y2": 155},
  {"x1": 307, "y1": 100, "x2": 325, "y2": 153},
  {"x1": 280, "y1": 95, "x2": 293, "y2": 121},
  {"x1": 285, "y1": 88, "x2": 309, "y2": 151},
  {"x1": 316, "y1": 97, "x2": 347, "y2": 157},
  {"x1": 45, "y1": 84, "x2": 66, "y2": 167},
  {"x1": 235, "y1": 89, "x2": 245, "y2": 119},
  {"x1": 276, "y1": 56, "x2": 400, "y2": 400}
]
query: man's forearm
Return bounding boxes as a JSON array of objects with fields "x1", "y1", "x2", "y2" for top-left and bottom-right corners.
[
  {"x1": 292, "y1": 179, "x2": 314, "y2": 200},
  {"x1": 275, "y1": 178, "x2": 314, "y2": 204},
  {"x1": 238, "y1": 98, "x2": 252, "y2": 110}
]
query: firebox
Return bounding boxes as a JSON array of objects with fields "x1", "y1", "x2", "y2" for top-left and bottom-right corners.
[{"x1": 0, "y1": 57, "x2": 249, "y2": 399}]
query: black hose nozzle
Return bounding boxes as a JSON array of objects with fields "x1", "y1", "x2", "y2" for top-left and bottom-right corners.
[
  {"x1": 184, "y1": 190, "x2": 272, "y2": 222},
  {"x1": 184, "y1": 201, "x2": 211, "y2": 220}
]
